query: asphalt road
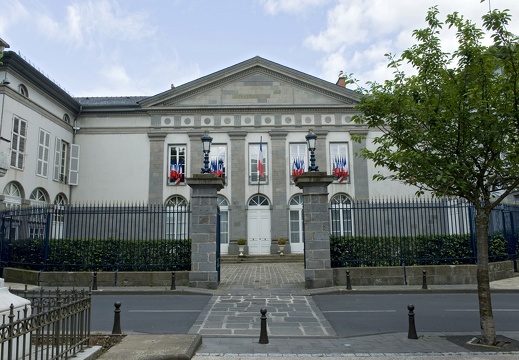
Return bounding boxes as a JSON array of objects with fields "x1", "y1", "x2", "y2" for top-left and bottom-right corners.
[
  {"x1": 90, "y1": 293, "x2": 519, "y2": 336},
  {"x1": 313, "y1": 293, "x2": 519, "y2": 336},
  {"x1": 91, "y1": 294, "x2": 212, "y2": 334}
]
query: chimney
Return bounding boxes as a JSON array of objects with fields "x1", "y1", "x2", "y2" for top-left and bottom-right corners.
[
  {"x1": 336, "y1": 77, "x2": 346, "y2": 87},
  {"x1": 171, "y1": 83, "x2": 175, "y2": 89}
]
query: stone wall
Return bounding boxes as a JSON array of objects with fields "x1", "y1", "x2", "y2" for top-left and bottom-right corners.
[{"x1": 333, "y1": 261, "x2": 515, "y2": 286}]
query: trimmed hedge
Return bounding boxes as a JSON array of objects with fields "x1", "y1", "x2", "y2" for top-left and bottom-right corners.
[
  {"x1": 2, "y1": 238, "x2": 191, "y2": 272},
  {"x1": 330, "y1": 233, "x2": 512, "y2": 267}
]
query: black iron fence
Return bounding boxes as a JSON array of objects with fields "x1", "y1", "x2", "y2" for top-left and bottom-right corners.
[
  {"x1": 0, "y1": 203, "x2": 191, "y2": 272},
  {"x1": 0, "y1": 288, "x2": 91, "y2": 360},
  {"x1": 330, "y1": 198, "x2": 519, "y2": 267}
]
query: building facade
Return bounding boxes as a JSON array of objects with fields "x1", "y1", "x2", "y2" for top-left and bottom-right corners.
[{"x1": 0, "y1": 50, "x2": 423, "y2": 255}]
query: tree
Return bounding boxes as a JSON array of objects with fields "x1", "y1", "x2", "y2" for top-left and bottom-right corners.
[{"x1": 351, "y1": 5, "x2": 519, "y2": 345}]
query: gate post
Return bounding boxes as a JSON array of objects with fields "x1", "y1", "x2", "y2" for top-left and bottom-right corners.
[
  {"x1": 295, "y1": 172, "x2": 335, "y2": 289},
  {"x1": 187, "y1": 174, "x2": 224, "y2": 289}
]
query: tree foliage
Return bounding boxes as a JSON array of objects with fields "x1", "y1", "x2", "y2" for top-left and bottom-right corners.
[{"x1": 351, "y1": 5, "x2": 519, "y2": 345}]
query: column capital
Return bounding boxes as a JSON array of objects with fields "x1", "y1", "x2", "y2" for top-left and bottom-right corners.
[
  {"x1": 187, "y1": 174, "x2": 225, "y2": 191},
  {"x1": 294, "y1": 172, "x2": 335, "y2": 190}
]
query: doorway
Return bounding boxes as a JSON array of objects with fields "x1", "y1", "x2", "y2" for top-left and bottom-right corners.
[{"x1": 247, "y1": 194, "x2": 271, "y2": 254}]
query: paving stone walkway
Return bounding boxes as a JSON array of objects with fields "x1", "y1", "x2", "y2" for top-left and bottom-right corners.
[{"x1": 189, "y1": 294, "x2": 334, "y2": 337}]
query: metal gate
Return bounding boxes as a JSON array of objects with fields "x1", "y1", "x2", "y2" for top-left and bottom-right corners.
[{"x1": 216, "y1": 206, "x2": 221, "y2": 283}]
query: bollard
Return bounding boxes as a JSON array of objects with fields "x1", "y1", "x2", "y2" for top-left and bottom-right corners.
[
  {"x1": 259, "y1": 308, "x2": 269, "y2": 344},
  {"x1": 407, "y1": 304, "x2": 418, "y2": 339},
  {"x1": 92, "y1": 272, "x2": 98, "y2": 291},
  {"x1": 171, "y1": 271, "x2": 176, "y2": 290},
  {"x1": 346, "y1": 270, "x2": 352, "y2": 290},
  {"x1": 422, "y1": 270, "x2": 428, "y2": 290},
  {"x1": 112, "y1": 302, "x2": 122, "y2": 335}
]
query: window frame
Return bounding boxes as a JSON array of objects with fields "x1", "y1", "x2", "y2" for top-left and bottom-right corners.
[
  {"x1": 36, "y1": 128, "x2": 50, "y2": 178},
  {"x1": 11, "y1": 116, "x2": 27, "y2": 170},
  {"x1": 248, "y1": 142, "x2": 268, "y2": 184},
  {"x1": 289, "y1": 143, "x2": 307, "y2": 181},
  {"x1": 209, "y1": 144, "x2": 227, "y2": 180},
  {"x1": 329, "y1": 143, "x2": 350, "y2": 183},
  {"x1": 168, "y1": 145, "x2": 187, "y2": 186}
]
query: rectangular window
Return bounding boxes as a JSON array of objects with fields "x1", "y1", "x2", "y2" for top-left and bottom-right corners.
[
  {"x1": 54, "y1": 138, "x2": 68, "y2": 183},
  {"x1": 37, "y1": 129, "x2": 50, "y2": 177},
  {"x1": 330, "y1": 143, "x2": 350, "y2": 183},
  {"x1": 53, "y1": 138, "x2": 80, "y2": 185},
  {"x1": 249, "y1": 142, "x2": 268, "y2": 184},
  {"x1": 168, "y1": 145, "x2": 186, "y2": 185},
  {"x1": 289, "y1": 143, "x2": 307, "y2": 180},
  {"x1": 11, "y1": 117, "x2": 27, "y2": 169},
  {"x1": 209, "y1": 145, "x2": 226, "y2": 179}
]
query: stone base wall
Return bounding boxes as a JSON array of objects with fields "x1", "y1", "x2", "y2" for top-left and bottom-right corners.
[
  {"x1": 3, "y1": 268, "x2": 189, "y2": 288},
  {"x1": 333, "y1": 261, "x2": 515, "y2": 286}
]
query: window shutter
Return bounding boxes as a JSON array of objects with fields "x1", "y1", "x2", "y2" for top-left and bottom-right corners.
[
  {"x1": 68, "y1": 144, "x2": 80, "y2": 185},
  {"x1": 53, "y1": 138, "x2": 62, "y2": 181}
]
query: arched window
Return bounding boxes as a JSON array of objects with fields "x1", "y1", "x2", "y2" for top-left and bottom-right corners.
[
  {"x1": 217, "y1": 196, "x2": 229, "y2": 251},
  {"x1": 54, "y1": 193, "x2": 67, "y2": 206},
  {"x1": 18, "y1": 84, "x2": 28, "y2": 97},
  {"x1": 289, "y1": 194, "x2": 304, "y2": 253},
  {"x1": 30, "y1": 188, "x2": 48, "y2": 204},
  {"x1": 165, "y1": 196, "x2": 188, "y2": 240},
  {"x1": 248, "y1": 194, "x2": 270, "y2": 206},
  {"x1": 3, "y1": 182, "x2": 22, "y2": 209},
  {"x1": 330, "y1": 193, "x2": 353, "y2": 236}
]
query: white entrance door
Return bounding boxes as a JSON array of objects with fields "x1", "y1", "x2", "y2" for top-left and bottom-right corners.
[
  {"x1": 248, "y1": 208, "x2": 271, "y2": 254},
  {"x1": 247, "y1": 195, "x2": 271, "y2": 254}
]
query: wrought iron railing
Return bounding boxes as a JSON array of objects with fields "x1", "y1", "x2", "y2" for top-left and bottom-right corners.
[
  {"x1": 0, "y1": 203, "x2": 191, "y2": 272},
  {"x1": 330, "y1": 198, "x2": 519, "y2": 267},
  {"x1": 0, "y1": 288, "x2": 91, "y2": 360}
]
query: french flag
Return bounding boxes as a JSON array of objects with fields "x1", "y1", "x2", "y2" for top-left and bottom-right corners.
[{"x1": 258, "y1": 138, "x2": 265, "y2": 179}]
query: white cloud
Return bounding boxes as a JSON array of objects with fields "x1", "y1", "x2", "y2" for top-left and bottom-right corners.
[
  {"x1": 259, "y1": 0, "x2": 330, "y2": 15},
  {"x1": 306, "y1": 0, "x2": 519, "y2": 86},
  {"x1": 0, "y1": 0, "x2": 30, "y2": 36},
  {"x1": 35, "y1": 0, "x2": 156, "y2": 48}
]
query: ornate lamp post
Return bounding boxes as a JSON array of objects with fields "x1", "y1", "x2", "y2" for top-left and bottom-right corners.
[
  {"x1": 201, "y1": 132, "x2": 213, "y2": 173},
  {"x1": 306, "y1": 130, "x2": 318, "y2": 172}
]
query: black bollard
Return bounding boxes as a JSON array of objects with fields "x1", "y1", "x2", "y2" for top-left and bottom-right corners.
[
  {"x1": 171, "y1": 271, "x2": 176, "y2": 290},
  {"x1": 422, "y1": 270, "x2": 428, "y2": 290},
  {"x1": 346, "y1": 270, "x2": 352, "y2": 290},
  {"x1": 92, "y1": 272, "x2": 98, "y2": 291},
  {"x1": 259, "y1": 308, "x2": 269, "y2": 344},
  {"x1": 112, "y1": 301, "x2": 122, "y2": 335},
  {"x1": 407, "y1": 304, "x2": 418, "y2": 339}
]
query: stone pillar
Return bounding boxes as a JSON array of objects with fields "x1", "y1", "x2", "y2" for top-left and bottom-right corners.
[
  {"x1": 269, "y1": 130, "x2": 288, "y2": 253},
  {"x1": 187, "y1": 174, "x2": 224, "y2": 289},
  {"x1": 295, "y1": 172, "x2": 334, "y2": 289},
  {"x1": 148, "y1": 131, "x2": 167, "y2": 204},
  {"x1": 228, "y1": 131, "x2": 247, "y2": 255}
]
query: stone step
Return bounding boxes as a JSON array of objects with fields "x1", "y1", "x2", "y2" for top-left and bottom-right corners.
[{"x1": 221, "y1": 254, "x2": 304, "y2": 264}]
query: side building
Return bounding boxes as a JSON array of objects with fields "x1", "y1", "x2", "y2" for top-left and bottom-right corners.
[{"x1": 0, "y1": 50, "x2": 423, "y2": 255}]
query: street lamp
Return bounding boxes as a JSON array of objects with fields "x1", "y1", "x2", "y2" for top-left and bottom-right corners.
[
  {"x1": 201, "y1": 132, "x2": 213, "y2": 173},
  {"x1": 306, "y1": 130, "x2": 319, "y2": 172}
]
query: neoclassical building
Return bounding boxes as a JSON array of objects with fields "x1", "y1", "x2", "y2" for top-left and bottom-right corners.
[{"x1": 0, "y1": 43, "x2": 421, "y2": 255}]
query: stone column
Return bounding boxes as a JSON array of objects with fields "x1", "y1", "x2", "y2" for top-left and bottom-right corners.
[
  {"x1": 187, "y1": 174, "x2": 224, "y2": 289},
  {"x1": 148, "y1": 131, "x2": 167, "y2": 204},
  {"x1": 269, "y1": 130, "x2": 288, "y2": 253},
  {"x1": 295, "y1": 172, "x2": 334, "y2": 289},
  {"x1": 228, "y1": 131, "x2": 247, "y2": 255}
]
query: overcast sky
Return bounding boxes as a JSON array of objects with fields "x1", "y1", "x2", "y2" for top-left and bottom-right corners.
[{"x1": 2, "y1": 0, "x2": 519, "y2": 97}]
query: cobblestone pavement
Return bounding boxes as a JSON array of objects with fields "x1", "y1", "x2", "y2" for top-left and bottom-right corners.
[
  {"x1": 190, "y1": 263, "x2": 332, "y2": 337},
  {"x1": 217, "y1": 262, "x2": 305, "y2": 294}
]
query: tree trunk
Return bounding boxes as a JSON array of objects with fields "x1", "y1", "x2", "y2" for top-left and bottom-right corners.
[{"x1": 475, "y1": 208, "x2": 496, "y2": 345}]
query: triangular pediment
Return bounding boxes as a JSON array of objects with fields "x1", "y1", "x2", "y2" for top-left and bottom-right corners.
[{"x1": 140, "y1": 57, "x2": 360, "y2": 109}]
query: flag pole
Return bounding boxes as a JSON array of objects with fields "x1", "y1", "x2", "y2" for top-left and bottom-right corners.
[{"x1": 257, "y1": 136, "x2": 262, "y2": 194}]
